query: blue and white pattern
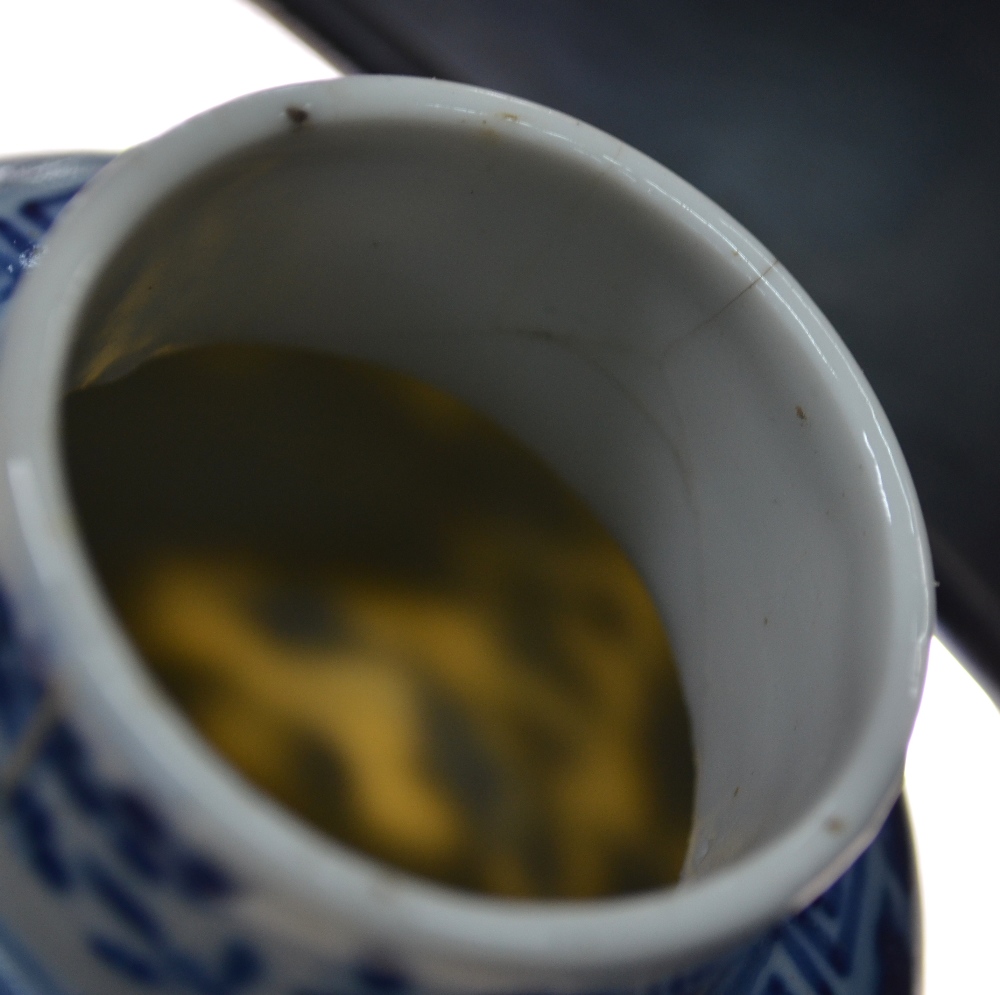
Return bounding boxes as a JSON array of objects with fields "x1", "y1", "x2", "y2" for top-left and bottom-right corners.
[
  {"x1": 0, "y1": 157, "x2": 918, "y2": 995},
  {"x1": 0, "y1": 155, "x2": 112, "y2": 309},
  {"x1": 0, "y1": 575, "x2": 263, "y2": 994},
  {"x1": 705, "y1": 804, "x2": 915, "y2": 995}
]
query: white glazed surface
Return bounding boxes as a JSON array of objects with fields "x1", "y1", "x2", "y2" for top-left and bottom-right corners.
[{"x1": 0, "y1": 77, "x2": 932, "y2": 992}]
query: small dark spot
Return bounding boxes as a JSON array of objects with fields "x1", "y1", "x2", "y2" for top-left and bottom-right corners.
[
  {"x1": 608, "y1": 842, "x2": 664, "y2": 895},
  {"x1": 292, "y1": 731, "x2": 353, "y2": 838},
  {"x1": 254, "y1": 585, "x2": 341, "y2": 647},
  {"x1": 795, "y1": 405, "x2": 806, "y2": 421},
  {"x1": 501, "y1": 574, "x2": 587, "y2": 697},
  {"x1": 7, "y1": 785, "x2": 73, "y2": 890},
  {"x1": 219, "y1": 942, "x2": 263, "y2": 988},
  {"x1": 89, "y1": 936, "x2": 161, "y2": 985},
  {"x1": 83, "y1": 861, "x2": 162, "y2": 940},
  {"x1": 580, "y1": 590, "x2": 627, "y2": 636},
  {"x1": 763, "y1": 616, "x2": 768, "y2": 625},
  {"x1": 174, "y1": 852, "x2": 234, "y2": 901},
  {"x1": 354, "y1": 962, "x2": 410, "y2": 993},
  {"x1": 285, "y1": 105, "x2": 309, "y2": 125},
  {"x1": 733, "y1": 786, "x2": 740, "y2": 798},
  {"x1": 825, "y1": 816, "x2": 846, "y2": 834},
  {"x1": 422, "y1": 682, "x2": 503, "y2": 827}
]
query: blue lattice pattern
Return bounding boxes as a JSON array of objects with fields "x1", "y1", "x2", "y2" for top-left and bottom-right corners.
[{"x1": 0, "y1": 158, "x2": 916, "y2": 995}]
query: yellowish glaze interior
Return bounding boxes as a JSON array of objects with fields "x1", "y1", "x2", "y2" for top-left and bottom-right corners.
[{"x1": 63, "y1": 344, "x2": 693, "y2": 898}]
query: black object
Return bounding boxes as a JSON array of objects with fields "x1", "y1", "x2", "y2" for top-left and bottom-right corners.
[{"x1": 272, "y1": 0, "x2": 1000, "y2": 687}]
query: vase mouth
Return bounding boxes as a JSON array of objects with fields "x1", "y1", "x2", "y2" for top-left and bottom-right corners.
[{"x1": 0, "y1": 76, "x2": 933, "y2": 986}]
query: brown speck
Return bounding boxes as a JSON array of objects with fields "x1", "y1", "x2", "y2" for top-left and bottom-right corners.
[
  {"x1": 795, "y1": 405, "x2": 806, "y2": 421},
  {"x1": 733, "y1": 786, "x2": 740, "y2": 798},
  {"x1": 285, "y1": 106, "x2": 309, "y2": 125},
  {"x1": 825, "y1": 817, "x2": 846, "y2": 834},
  {"x1": 499, "y1": 112, "x2": 519, "y2": 122},
  {"x1": 763, "y1": 616, "x2": 768, "y2": 625}
]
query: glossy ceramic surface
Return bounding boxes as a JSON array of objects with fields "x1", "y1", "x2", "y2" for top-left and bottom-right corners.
[{"x1": 0, "y1": 76, "x2": 930, "y2": 995}]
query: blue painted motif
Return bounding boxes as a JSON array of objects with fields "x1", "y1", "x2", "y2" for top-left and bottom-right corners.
[
  {"x1": 293, "y1": 960, "x2": 413, "y2": 995},
  {"x1": 0, "y1": 156, "x2": 110, "y2": 307},
  {"x1": 0, "y1": 209, "x2": 48, "y2": 304},
  {"x1": 87, "y1": 932, "x2": 264, "y2": 994},
  {"x1": 38, "y1": 719, "x2": 235, "y2": 902},
  {"x1": 0, "y1": 590, "x2": 45, "y2": 745},
  {"x1": 701, "y1": 803, "x2": 915, "y2": 995},
  {"x1": 14, "y1": 718, "x2": 256, "y2": 990},
  {"x1": 0, "y1": 575, "x2": 261, "y2": 993},
  {"x1": 6, "y1": 784, "x2": 73, "y2": 892},
  {"x1": 0, "y1": 157, "x2": 917, "y2": 994},
  {"x1": 18, "y1": 189, "x2": 82, "y2": 231},
  {"x1": 291, "y1": 801, "x2": 914, "y2": 995}
]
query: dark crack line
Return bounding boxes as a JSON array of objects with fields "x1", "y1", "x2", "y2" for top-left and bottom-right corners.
[{"x1": 663, "y1": 259, "x2": 779, "y2": 360}]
